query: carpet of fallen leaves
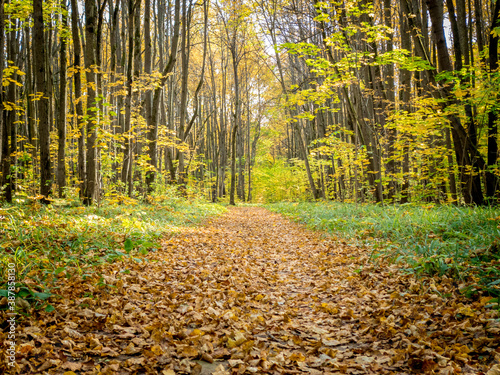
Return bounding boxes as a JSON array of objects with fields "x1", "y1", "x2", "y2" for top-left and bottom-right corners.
[{"x1": 2, "y1": 207, "x2": 500, "y2": 374}]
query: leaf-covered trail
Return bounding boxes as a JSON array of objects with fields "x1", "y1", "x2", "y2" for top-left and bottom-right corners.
[{"x1": 7, "y1": 207, "x2": 500, "y2": 374}]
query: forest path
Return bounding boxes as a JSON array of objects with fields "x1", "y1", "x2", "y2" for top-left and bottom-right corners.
[{"x1": 17, "y1": 207, "x2": 498, "y2": 374}]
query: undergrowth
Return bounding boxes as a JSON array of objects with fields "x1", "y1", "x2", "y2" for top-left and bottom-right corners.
[
  {"x1": 0, "y1": 195, "x2": 226, "y2": 313},
  {"x1": 267, "y1": 202, "x2": 500, "y2": 307}
]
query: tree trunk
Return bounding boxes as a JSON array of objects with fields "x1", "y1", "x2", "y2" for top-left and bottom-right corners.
[
  {"x1": 384, "y1": 0, "x2": 397, "y2": 202},
  {"x1": 399, "y1": 2, "x2": 411, "y2": 203},
  {"x1": 177, "y1": 0, "x2": 190, "y2": 190},
  {"x1": 486, "y1": 0, "x2": 500, "y2": 202},
  {"x1": 0, "y1": 0, "x2": 9, "y2": 203},
  {"x1": 229, "y1": 43, "x2": 240, "y2": 206},
  {"x1": 121, "y1": 0, "x2": 135, "y2": 193},
  {"x1": 144, "y1": 0, "x2": 155, "y2": 193},
  {"x1": 33, "y1": 0, "x2": 52, "y2": 202},
  {"x1": 83, "y1": 0, "x2": 98, "y2": 205},
  {"x1": 57, "y1": 3, "x2": 68, "y2": 197},
  {"x1": 70, "y1": 0, "x2": 86, "y2": 199}
]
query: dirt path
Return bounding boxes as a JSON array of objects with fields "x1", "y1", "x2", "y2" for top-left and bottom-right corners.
[{"x1": 8, "y1": 207, "x2": 500, "y2": 374}]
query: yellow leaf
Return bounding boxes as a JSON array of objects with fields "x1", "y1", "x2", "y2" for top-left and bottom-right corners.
[
  {"x1": 320, "y1": 302, "x2": 338, "y2": 314},
  {"x1": 191, "y1": 329, "x2": 204, "y2": 336},
  {"x1": 233, "y1": 331, "x2": 246, "y2": 346},
  {"x1": 181, "y1": 346, "x2": 198, "y2": 357},
  {"x1": 227, "y1": 338, "x2": 237, "y2": 348},
  {"x1": 289, "y1": 352, "x2": 306, "y2": 362},
  {"x1": 457, "y1": 306, "x2": 474, "y2": 317},
  {"x1": 151, "y1": 345, "x2": 163, "y2": 355}
]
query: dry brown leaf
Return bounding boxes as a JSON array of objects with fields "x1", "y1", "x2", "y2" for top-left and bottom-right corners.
[
  {"x1": 487, "y1": 364, "x2": 500, "y2": 375},
  {"x1": 212, "y1": 364, "x2": 230, "y2": 375}
]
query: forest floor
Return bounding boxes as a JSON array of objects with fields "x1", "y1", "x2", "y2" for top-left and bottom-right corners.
[{"x1": 3, "y1": 206, "x2": 500, "y2": 374}]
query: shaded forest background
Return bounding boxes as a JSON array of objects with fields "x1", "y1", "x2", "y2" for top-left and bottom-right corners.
[{"x1": 0, "y1": 0, "x2": 499, "y2": 206}]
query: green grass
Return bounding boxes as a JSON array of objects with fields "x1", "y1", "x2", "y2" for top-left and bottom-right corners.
[
  {"x1": 267, "y1": 202, "x2": 500, "y2": 304},
  {"x1": 0, "y1": 196, "x2": 226, "y2": 312}
]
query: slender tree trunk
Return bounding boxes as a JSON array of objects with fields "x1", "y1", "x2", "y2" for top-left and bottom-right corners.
[
  {"x1": 144, "y1": 0, "x2": 155, "y2": 193},
  {"x1": 399, "y1": 3, "x2": 412, "y2": 203},
  {"x1": 25, "y1": 26, "x2": 35, "y2": 148},
  {"x1": 486, "y1": 0, "x2": 500, "y2": 202},
  {"x1": 109, "y1": 0, "x2": 121, "y2": 183},
  {"x1": 177, "y1": 0, "x2": 190, "y2": 190},
  {"x1": 70, "y1": 0, "x2": 86, "y2": 199},
  {"x1": 384, "y1": 0, "x2": 397, "y2": 202},
  {"x1": 94, "y1": 0, "x2": 107, "y2": 201},
  {"x1": 121, "y1": 0, "x2": 134, "y2": 192},
  {"x1": 83, "y1": 0, "x2": 98, "y2": 205},
  {"x1": 57, "y1": 3, "x2": 68, "y2": 197},
  {"x1": 0, "y1": 0, "x2": 9, "y2": 203},
  {"x1": 33, "y1": 0, "x2": 52, "y2": 202},
  {"x1": 474, "y1": 0, "x2": 485, "y2": 60},
  {"x1": 229, "y1": 37, "x2": 240, "y2": 206}
]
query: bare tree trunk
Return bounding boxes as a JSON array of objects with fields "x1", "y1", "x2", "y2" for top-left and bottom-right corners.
[
  {"x1": 57, "y1": 3, "x2": 68, "y2": 197},
  {"x1": 177, "y1": 0, "x2": 191, "y2": 190},
  {"x1": 109, "y1": 0, "x2": 121, "y2": 183},
  {"x1": 399, "y1": 3, "x2": 412, "y2": 203},
  {"x1": 70, "y1": 0, "x2": 86, "y2": 199},
  {"x1": 83, "y1": 0, "x2": 98, "y2": 205},
  {"x1": 229, "y1": 36, "x2": 240, "y2": 205},
  {"x1": 0, "y1": 0, "x2": 9, "y2": 203},
  {"x1": 384, "y1": 0, "x2": 397, "y2": 202},
  {"x1": 474, "y1": 0, "x2": 485, "y2": 60},
  {"x1": 486, "y1": 0, "x2": 500, "y2": 202},
  {"x1": 144, "y1": 0, "x2": 155, "y2": 193},
  {"x1": 121, "y1": 0, "x2": 135, "y2": 193},
  {"x1": 33, "y1": 0, "x2": 52, "y2": 202},
  {"x1": 24, "y1": 26, "x2": 35, "y2": 149}
]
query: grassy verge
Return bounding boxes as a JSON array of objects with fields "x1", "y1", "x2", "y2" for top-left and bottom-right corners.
[
  {"x1": 267, "y1": 202, "x2": 500, "y2": 305},
  {"x1": 0, "y1": 196, "x2": 226, "y2": 312}
]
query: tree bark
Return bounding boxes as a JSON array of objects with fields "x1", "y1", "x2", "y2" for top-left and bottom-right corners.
[
  {"x1": 229, "y1": 39, "x2": 240, "y2": 206},
  {"x1": 486, "y1": 0, "x2": 500, "y2": 202},
  {"x1": 83, "y1": 0, "x2": 98, "y2": 205},
  {"x1": 33, "y1": 0, "x2": 52, "y2": 202},
  {"x1": 57, "y1": 2, "x2": 68, "y2": 197},
  {"x1": 70, "y1": 0, "x2": 86, "y2": 199},
  {"x1": 177, "y1": 0, "x2": 191, "y2": 190},
  {"x1": 121, "y1": 0, "x2": 135, "y2": 193},
  {"x1": 0, "y1": 0, "x2": 9, "y2": 203},
  {"x1": 144, "y1": 0, "x2": 155, "y2": 193}
]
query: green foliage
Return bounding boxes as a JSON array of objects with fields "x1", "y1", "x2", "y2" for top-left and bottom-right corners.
[
  {"x1": 0, "y1": 197, "x2": 226, "y2": 313},
  {"x1": 252, "y1": 159, "x2": 310, "y2": 202},
  {"x1": 267, "y1": 202, "x2": 500, "y2": 302}
]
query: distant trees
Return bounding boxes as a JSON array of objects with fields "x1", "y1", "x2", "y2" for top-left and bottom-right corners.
[
  {"x1": 258, "y1": 0, "x2": 500, "y2": 205},
  {"x1": 33, "y1": 0, "x2": 51, "y2": 203}
]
